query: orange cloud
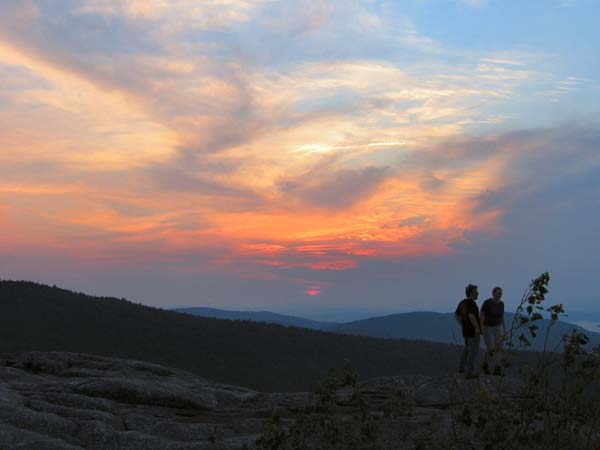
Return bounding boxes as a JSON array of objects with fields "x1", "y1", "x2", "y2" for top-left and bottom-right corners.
[{"x1": 0, "y1": 1, "x2": 546, "y2": 283}]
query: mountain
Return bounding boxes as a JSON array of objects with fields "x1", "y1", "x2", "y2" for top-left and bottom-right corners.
[
  {"x1": 0, "y1": 280, "x2": 470, "y2": 392},
  {"x1": 170, "y1": 307, "x2": 598, "y2": 351},
  {"x1": 172, "y1": 306, "x2": 332, "y2": 330},
  {"x1": 268, "y1": 306, "x2": 400, "y2": 323},
  {"x1": 330, "y1": 312, "x2": 464, "y2": 344},
  {"x1": 329, "y1": 311, "x2": 600, "y2": 351}
]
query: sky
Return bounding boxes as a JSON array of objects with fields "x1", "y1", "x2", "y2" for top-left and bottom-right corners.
[{"x1": 0, "y1": 0, "x2": 599, "y2": 315}]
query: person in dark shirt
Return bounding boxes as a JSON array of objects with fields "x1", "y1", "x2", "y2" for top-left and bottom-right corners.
[
  {"x1": 454, "y1": 284, "x2": 481, "y2": 378},
  {"x1": 480, "y1": 287, "x2": 505, "y2": 375}
]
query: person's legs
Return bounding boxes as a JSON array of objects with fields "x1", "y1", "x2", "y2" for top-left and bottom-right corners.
[
  {"x1": 465, "y1": 336, "x2": 480, "y2": 376},
  {"x1": 492, "y1": 326, "x2": 503, "y2": 374},
  {"x1": 459, "y1": 338, "x2": 468, "y2": 373},
  {"x1": 483, "y1": 326, "x2": 497, "y2": 373}
]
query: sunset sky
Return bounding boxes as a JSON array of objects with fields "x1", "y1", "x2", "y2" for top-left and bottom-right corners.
[{"x1": 1, "y1": 0, "x2": 599, "y2": 314}]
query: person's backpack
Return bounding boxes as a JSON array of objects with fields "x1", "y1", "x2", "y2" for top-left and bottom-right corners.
[{"x1": 455, "y1": 299, "x2": 466, "y2": 322}]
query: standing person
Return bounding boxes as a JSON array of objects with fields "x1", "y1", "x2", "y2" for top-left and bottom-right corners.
[
  {"x1": 454, "y1": 284, "x2": 481, "y2": 379},
  {"x1": 480, "y1": 287, "x2": 506, "y2": 376}
]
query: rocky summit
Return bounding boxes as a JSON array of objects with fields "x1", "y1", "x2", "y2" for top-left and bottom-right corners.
[{"x1": 0, "y1": 352, "x2": 515, "y2": 450}]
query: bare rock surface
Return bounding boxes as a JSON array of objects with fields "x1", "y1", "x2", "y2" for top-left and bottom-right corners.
[
  {"x1": 0, "y1": 352, "x2": 513, "y2": 449},
  {"x1": 0, "y1": 352, "x2": 264, "y2": 450}
]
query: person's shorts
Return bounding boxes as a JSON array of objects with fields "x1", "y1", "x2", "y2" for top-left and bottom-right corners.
[{"x1": 483, "y1": 325, "x2": 503, "y2": 349}]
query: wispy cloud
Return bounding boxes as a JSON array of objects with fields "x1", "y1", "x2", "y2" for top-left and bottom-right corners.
[
  {"x1": 457, "y1": 0, "x2": 487, "y2": 6},
  {"x1": 0, "y1": 0, "x2": 598, "y2": 306}
]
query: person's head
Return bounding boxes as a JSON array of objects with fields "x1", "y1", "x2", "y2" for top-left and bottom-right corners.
[
  {"x1": 465, "y1": 284, "x2": 478, "y2": 300},
  {"x1": 492, "y1": 286, "x2": 503, "y2": 301}
]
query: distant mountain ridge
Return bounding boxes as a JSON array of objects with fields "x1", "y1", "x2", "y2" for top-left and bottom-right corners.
[
  {"x1": 173, "y1": 307, "x2": 333, "y2": 330},
  {"x1": 330, "y1": 311, "x2": 464, "y2": 344},
  {"x1": 330, "y1": 311, "x2": 600, "y2": 350},
  {"x1": 175, "y1": 307, "x2": 600, "y2": 351}
]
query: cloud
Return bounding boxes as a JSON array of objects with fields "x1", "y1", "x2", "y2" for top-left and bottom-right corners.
[
  {"x1": 277, "y1": 165, "x2": 390, "y2": 210},
  {"x1": 456, "y1": 0, "x2": 487, "y2": 6},
  {"x1": 471, "y1": 123, "x2": 600, "y2": 214},
  {"x1": 0, "y1": 0, "x2": 598, "y2": 311},
  {"x1": 85, "y1": 0, "x2": 268, "y2": 27}
]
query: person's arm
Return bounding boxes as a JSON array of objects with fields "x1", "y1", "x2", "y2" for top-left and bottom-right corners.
[
  {"x1": 468, "y1": 313, "x2": 481, "y2": 336},
  {"x1": 480, "y1": 300, "x2": 487, "y2": 330}
]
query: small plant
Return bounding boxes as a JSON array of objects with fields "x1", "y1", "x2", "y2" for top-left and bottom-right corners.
[
  {"x1": 505, "y1": 272, "x2": 562, "y2": 351},
  {"x1": 448, "y1": 272, "x2": 600, "y2": 450},
  {"x1": 256, "y1": 360, "x2": 428, "y2": 450}
]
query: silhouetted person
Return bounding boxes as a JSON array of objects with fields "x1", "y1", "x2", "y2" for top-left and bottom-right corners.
[
  {"x1": 480, "y1": 286, "x2": 505, "y2": 375},
  {"x1": 455, "y1": 284, "x2": 481, "y2": 378}
]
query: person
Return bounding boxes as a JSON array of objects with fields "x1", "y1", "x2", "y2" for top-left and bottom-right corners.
[
  {"x1": 455, "y1": 284, "x2": 481, "y2": 379},
  {"x1": 480, "y1": 287, "x2": 506, "y2": 376}
]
